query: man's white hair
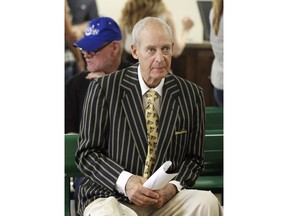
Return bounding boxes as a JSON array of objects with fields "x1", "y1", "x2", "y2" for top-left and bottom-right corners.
[{"x1": 132, "y1": 16, "x2": 173, "y2": 47}]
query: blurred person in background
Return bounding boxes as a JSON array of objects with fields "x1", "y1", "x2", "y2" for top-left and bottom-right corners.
[
  {"x1": 67, "y1": 0, "x2": 99, "y2": 39},
  {"x1": 65, "y1": 16, "x2": 131, "y2": 134},
  {"x1": 209, "y1": 0, "x2": 223, "y2": 106},
  {"x1": 65, "y1": 0, "x2": 99, "y2": 82},
  {"x1": 65, "y1": 0, "x2": 86, "y2": 82}
]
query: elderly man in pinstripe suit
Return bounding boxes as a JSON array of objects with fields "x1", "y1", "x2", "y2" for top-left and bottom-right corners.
[{"x1": 76, "y1": 17, "x2": 222, "y2": 216}]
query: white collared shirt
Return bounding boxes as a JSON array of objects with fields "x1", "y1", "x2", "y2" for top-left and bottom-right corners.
[{"x1": 138, "y1": 65, "x2": 164, "y2": 115}]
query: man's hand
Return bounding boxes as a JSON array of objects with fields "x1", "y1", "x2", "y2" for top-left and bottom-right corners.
[
  {"x1": 85, "y1": 71, "x2": 106, "y2": 80},
  {"x1": 126, "y1": 175, "x2": 159, "y2": 207},
  {"x1": 152, "y1": 183, "x2": 177, "y2": 208}
]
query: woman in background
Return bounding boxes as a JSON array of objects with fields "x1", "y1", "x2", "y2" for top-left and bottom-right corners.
[
  {"x1": 209, "y1": 0, "x2": 223, "y2": 106},
  {"x1": 119, "y1": 0, "x2": 194, "y2": 64}
]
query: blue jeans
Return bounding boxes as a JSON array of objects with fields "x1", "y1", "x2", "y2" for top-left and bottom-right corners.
[{"x1": 213, "y1": 87, "x2": 223, "y2": 107}]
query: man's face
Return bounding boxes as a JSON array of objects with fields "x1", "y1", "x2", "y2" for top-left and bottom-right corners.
[
  {"x1": 82, "y1": 42, "x2": 117, "y2": 73},
  {"x1": 131, "y1": 22, "x2": 173, "y2": 87}
]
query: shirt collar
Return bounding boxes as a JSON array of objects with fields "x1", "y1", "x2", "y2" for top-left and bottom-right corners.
[{"x1": 137, "y1": 65, "x2": 164, "y2": 96}]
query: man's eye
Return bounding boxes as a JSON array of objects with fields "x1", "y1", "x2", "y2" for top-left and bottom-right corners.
[
  {"x1": 148, "y1": 48, "x2": 156, "y2": 53},
  {"x1": 162, "y1": 47, "x2": 171, "y2": 53}
]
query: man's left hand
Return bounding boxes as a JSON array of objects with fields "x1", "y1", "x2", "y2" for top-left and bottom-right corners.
[{"x1": 152, "y1": 183, "x2": 177, "y2": 208}]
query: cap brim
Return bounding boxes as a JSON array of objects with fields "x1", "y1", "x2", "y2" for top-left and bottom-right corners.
[{"x1": 73, "y1": 37, "x2": 108, "y2": 52}]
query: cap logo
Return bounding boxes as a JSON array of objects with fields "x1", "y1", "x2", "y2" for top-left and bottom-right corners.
[{"x1": 85, "y1": 24, "x2": 100, "y2": 36}]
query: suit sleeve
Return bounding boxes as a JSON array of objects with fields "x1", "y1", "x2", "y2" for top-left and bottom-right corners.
[
  {"x1": 75, "y1": 79, "x2": 124, "y2": 192},
  {"x1": 175, "y1": 84, "x2": 206, "y2": 188}
]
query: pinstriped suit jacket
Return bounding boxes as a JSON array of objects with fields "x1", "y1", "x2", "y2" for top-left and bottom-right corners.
[{"x1": 76, "y1": 64, "x2": 205, "y2": 214}]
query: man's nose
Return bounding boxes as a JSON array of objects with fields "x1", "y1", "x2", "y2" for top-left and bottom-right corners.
[
  {"x1": 83, "y1": 52, "x2": 91, "y2": 58},
  {"x1": 155, "y1": 50, "x2": 164, "y2": 62}
]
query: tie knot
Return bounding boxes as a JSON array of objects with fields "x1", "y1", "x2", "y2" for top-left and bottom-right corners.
[
  {"x1": 146, "y1": 90, "x2": 158, "y2": 99},
  {"x1": 146, "y1": 90, "x2": 158, "y2": 105}
]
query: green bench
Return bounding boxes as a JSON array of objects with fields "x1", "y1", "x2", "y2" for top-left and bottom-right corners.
[
  {"x1": 65, "y1": 131, "x2": 223, "y2": 215},
  {"x1": 192, "y1": 129, "x2": 223, "y2": 195},
  {"x1": 65, "y1": 134, "x2": 81, "y2": 216},
  {"x1": 199, "y1": 107, "x2": 223, "y2": 202}
]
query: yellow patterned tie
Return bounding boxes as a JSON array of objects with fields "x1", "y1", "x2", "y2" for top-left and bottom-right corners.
[{"x1": 143, "y1": 90, "x2": 159, "y2": 178}]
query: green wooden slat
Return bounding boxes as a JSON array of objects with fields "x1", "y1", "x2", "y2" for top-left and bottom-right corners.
[
  {"x1": 65, "y1": 134, "x2": 80, "y2": 216},
  {"x1": 193, "y1": 176, "x2": 223, "y2": 192},
  {"x1": 205, "y1": 106, "x2": 223, "y2": 130},
  {"x1": 65, "y1": 134, "x2": 82, "y2": 176},
  {"x1": 65, "y1": 176, "x2": 71, "y2": 216}
]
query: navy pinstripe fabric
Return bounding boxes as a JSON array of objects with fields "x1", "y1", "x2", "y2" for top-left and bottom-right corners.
[{"x1": 75, "y1": 64, "x2": 206, "y2": 215}]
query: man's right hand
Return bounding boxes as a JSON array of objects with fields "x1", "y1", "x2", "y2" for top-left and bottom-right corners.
[
  {"x1": 125, "y1": 175, "x2": 159, "y2": 207},
  {"x1": 85, "y1": 71, "x2": 106, "y2": 80}
]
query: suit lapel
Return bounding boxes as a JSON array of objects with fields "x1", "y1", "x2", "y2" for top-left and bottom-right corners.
[{"x1": 120, "y1": 65, "x2": 147, "y2": 164}]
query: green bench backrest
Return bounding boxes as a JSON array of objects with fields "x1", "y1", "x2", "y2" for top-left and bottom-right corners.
[
  {"x1": 65, "y1": 134, "x2": 82, "y2": 177},
  {"x1": 205, "y1": 107, "x2": 223, "y2": 130},
  {"x1": 65, "y1": 130, "x2": 223, "y2": 177},
  {"x1": 202, "y1": 129, "x2": 223, "y2": 175}
]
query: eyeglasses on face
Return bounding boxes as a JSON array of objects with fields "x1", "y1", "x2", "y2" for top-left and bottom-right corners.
[{"x1": 81, "y1": 41, "x2": 112, "y2": 56}]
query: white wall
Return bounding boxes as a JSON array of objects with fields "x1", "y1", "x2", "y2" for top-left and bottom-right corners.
[{"x1": 96, "y1": 0, "x2": 205, "y2": 43}]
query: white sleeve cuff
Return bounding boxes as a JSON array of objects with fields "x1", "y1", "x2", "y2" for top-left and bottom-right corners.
[
  {"x1": 169, "y1": 180, "x2": 183, "y2": 192},
  {"x1": 115, "y1": 171, "x2": 133, "y2": 196}
]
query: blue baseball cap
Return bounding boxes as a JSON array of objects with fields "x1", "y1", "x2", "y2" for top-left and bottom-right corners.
[{"x1": 73, "y1": 17, "x2": 122, "y2": 52}]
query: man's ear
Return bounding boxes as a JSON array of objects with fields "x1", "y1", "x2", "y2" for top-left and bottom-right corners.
[
  {"x1": 130, "y1": 44, "x2": 138, "y2": 59},
  {"x1": 111, "y1": 41, "x2": 121, "y2": 57}
]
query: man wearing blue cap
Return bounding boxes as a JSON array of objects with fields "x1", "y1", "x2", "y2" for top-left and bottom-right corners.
[
  {"x1": 65, "y1": 17, "x2": 132, "y2": 215},
  {"x1": 65, "y1": 17, "x2": 131, "y2": 134}
]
